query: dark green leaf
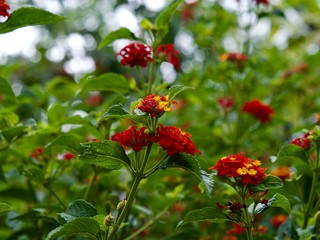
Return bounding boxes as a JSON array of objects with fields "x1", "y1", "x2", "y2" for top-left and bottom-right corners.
[
  {"x1": 46, "y1": 134, "x2": 84, "y2": 153},
  {"x1": 11, "y1": 210, "x2": 58, "y2": 224},
  {"x1": 22, "y1": 166, "x2": 45, "y2": 184},
  {"x1": 0, "y1": 202, "x2": 14, "y2": 214},
  {"x1": 0, "y1": 7, "x2": 66, "y2": 34},
  {"x1": 98, "y1": 27, "x2": 136, "y2": 49},
  {"x1": 271, "y1": 193, "x2": 291, "y2": 214},
  {"x1": 79, "y1": 140, "x2": 130, "y2": 170},
  {"x1": 99, "y1": 104, "x2": 147, "y2": 125},
  {"x1": 45, "y1": 217, "x2": 100, "y2": 240},
  {"x1": 58, "y1": 199, "x2": 98, "y2": 222},
  {"x1": 1, "y1": 126, "x2": 28, "y2": 142},
  {"x1": 167, "y1": 153, "x2": 214, "y2": 197},
  {"x1": 81, "y1": 73, "x2": 130, "y2": 94},
  {"x1": 249, "y1": 175, "x2": 283, "y2": 192},
  {"x1": 177, "y1": 206, "x2": 228, "y2": 228},
  {"x1": 168, "y1": 85, "x2": 193, "y2": 101}
]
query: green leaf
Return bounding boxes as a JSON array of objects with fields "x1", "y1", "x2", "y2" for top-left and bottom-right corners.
[
  {"x1": 155, "y1": 0, "x2": 183, "y2": 40},
  {"x1": 276, "y1": 144, "x2": 310, "y2": 174},
  {"x1": 46, "y1": 217, "x2": 100, "y2": 240},
  {"x1": 92, "y1": 214, "x2": 107, "y2": 231},
  {"x1": 168, "y1": 84, "x2": 193, "y2": 101},
  {"x1": 47, "y1": 103, "x2": 67, "y2": 125},
  {"x1": 0, "y1": 7, "x2": 66, "y2": 34},
  {"x1": 79, "y1": 140, "x2": 130, "y2": 170},
  {"x1": 177, "y1": 206, "x2": 228, "y2": 228},
  {"x1": 166, "y1": 153, "x2": 214, "y2": 197},
  {"x1": 0, "y1": 202, "x2": 14, "y2": 214},
  {"x1": 98, "y1": 104, "x2": 147, "y2": 125},
  {"x1": 249, "y1": 175, "x2": 283, "y2": 192},
  {"x1": 81, "y1": 73, "x2": 130, "y2": 94},
  {"x1": 46, "y1": 134, "x2": 84, "y2": 153},
  {"x1": 22, "y1": 166, "x2": 45, "y2": 184},
  {"x1": 1, "y1": 126, "x2": 28, "y2": 142},
  {"x1": 271, "y1": 193, "x2": 291, "y2": 214},
  {"x1": 0, "y1": 77, "x2": 16, "y2": 105},
  {"x1": 98, "y1": 27, "x2": 136, "y2": 49},
  {"x1": 58, "y1": 199, "x2": 98, "y2": 222},
  {"x1": 11, "y1": 210, "x2": 58, "y2": 224}
]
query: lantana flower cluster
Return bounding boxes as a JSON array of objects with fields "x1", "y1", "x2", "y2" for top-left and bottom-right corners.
[
  {"x1": 135, "y1": 94, "x2": 175, "y2": 117},
  {"x1": 0, "y1": 0, "x2": 10, "y2": 17},
  {"x1": 116, "y1": 42, "x2": 180, "y2": 70},
  {"x1": 242, "y1": 99, "x2": 273, "y2": 123},
  {"x1": 290, "y1": 132, "x2": 311, "y2": 150},
  {"x1": 208, "y1": 152, "x2": 266, "y2": 185}
]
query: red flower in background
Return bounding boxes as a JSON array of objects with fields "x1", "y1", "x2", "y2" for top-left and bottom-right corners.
[
  {"x1": 218, "y1": 96, "x2": 233, "y2": 111},
  {"x1": 271, "y1": 214, "x2": 288, "y2": 228},
  {"x1": 271, "y1": 166, "x2": 291, "y2": 180},
  {"x1": 111, "y1": 126, "x2": 151, "y2": 152},
  {"x1": 0, "y1": 0, "x2": 10, "y2": 17},
  {"x1": 208, "y1": 152, "x2": 266, "y2": 185},
  {"x1": 242, "y1": 99, "x2": 273, "y2": 123},
  {"x1": 180, "y1": 1, "x2": 198, "y2": 22},
  {"x1": 227, "y1": 223, "x2": 246, "y2": 235},
  {"x1": 156, "y1": 44, "x2": 181, "y2": 71},
  {"x1": 116, "y1": 42, "x2": 153, "y2": 68},
  {"x1": 256, "y1": 0, "x2": 269, "y2": 5},
  {"x1": 135, "y1": 94, "x2": 174, "y2": 117},
  {"x1": 63, "y1": 152, "x2": 75, "y2": 161},
  {"x1": 151, "y1": 125, "x2": 201, "y2": 156},
  {"x1": 220, "y1": 52, "x2": 248, "y2": 63},
  {"x1": 290, "y1": 132, "x2": 311, "y2": 150}
]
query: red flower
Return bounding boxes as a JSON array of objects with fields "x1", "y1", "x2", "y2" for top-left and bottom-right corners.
[
  {"x1": 242, "y1": 99, "x2": 273, "y2": 123},
  {"x1": 271, "y1": 214, "x2": 288, "y2": 228},
  {"x1": 220, "y1": 52, "x2": 248, "y2": 63},
  {"x1": 218, "y1": 96, "x2": 233, "y2": 111},
  {"x1": 291, "y1": 132, "x2": 311, "y2": 150},
  {"x1": 151, "y1": 125, "x2": 201, "y2": 156},
  {"x1": 111, "y1": 126, "x2": 151, "y2": 152},
  {"x1": 256, "y1": 0, "x2": 269, "y2": 5},
  {"x1": 208, "y1": 153, "x2": 266, "y2": 185},
  {"x1": 63, "y1": 152, "x2": 75, "y2": 160},
  {"x1": 0, "y1": 95, "x2": 3, "y2": 103},
  {"x1": 86, "y1": 94, "x2": 103, "y2": 106},
  {"x1": 0, "y1": 0, "x2": 10, "y2": 17},
  {"x1": 156, "y1": 44, "x2": 180, "y2": 71},
  {"x1": 116, "y1": 42, "x2": 153, "y2": 68},
  {"x1": 135, "y1": 94, "x2": 174, "y2": 117},
  {"x1": 180, "y1": 1, "x2": 198, "y2": 22},
  {"x1": 227, "y1": 223, "x2": 246, "y2": 235}
]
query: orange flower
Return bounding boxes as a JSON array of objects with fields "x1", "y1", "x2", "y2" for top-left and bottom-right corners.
[
  {"x1": 271, "y1": 214, "x2": 288, "y2": 228},
  {"x1": 220, "y1": 52, "x2": 248, "y2": 62},
  {"x1": 271, "y1": 166, "x2": 291, "y2": 180}
]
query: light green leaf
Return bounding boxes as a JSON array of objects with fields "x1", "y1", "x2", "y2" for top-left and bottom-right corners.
[
  {"x1": 98, "y1": 104, "x2": 147, "y2": 125},
  {"x1": 177, "y1": 206, "x2": 228, "y2": 228},
  {"x1": 22, "y1": 166, "x2": 45, "y2": 184},
  {"x1": 155, "y1": 0, "x2": 183, "y2": 39},
  {"x1": 92, "y1": 214, "x2": 107, "y2": 231},
  {"x1": 47, "y1": 103, "x2": 67, "y2": 125},
  {"x1": 0, "y1": 7, "x2": 66, "y2": 34},
  {"x1": 0, "y1": 202, "x2": 14, "y2": 214},
  {"x1": 271, "y1": 193, "x2": 291, "y2": 214},
  {"x1": 58, "y1": 199, "x2": 98, "y2": 222},
  {"x1": 46, "y1": 134, "x2": 84, "y2": 153},
  {"x1": 79, "y1": 140, "x2": 130, "y2": 170},
  {"x1": 98, "y1": 27, "x2": 136, "y2": 49},
  {"x1": 249, "y1": 175, "x2": 283, "y2": 192},
  {"x1": 81, "y1": 73, "x2": 130, "y2": 94},
  {"x1": 46, "y1": 217, "x2": 100, "y2": 240},
  {"x1": 166, "y1": 153, "x2": 214, "y2": 197},
  {"x1": 168, "y1": 85, "x2": 193, "y2": 101}
]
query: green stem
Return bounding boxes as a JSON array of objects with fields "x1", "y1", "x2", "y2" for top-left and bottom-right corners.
[
  {"x1": 46, "y1": 186, "x2": 66, "y2": 210},
  {"x1": 136, "y1": 66, "x2": 146, "y2": 90},
  {"x1": 84, "y1": 166, "x2": 99, "y2": 202},
  {"x1": 240, "y1": 189, "x2": 253, "y2": 240},
  {"x1": 147, "y1": 61, "x2": 156, "y2": 94},
  {"x1": 144, "y1": 154, "x2": 169, "y2": 178}
]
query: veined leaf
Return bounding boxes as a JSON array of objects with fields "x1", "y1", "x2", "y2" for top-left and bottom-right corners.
[
  {"x1": 166, "y1": 153, "x2": 214, "y2": 197},
  {"x1": 98, "y1": 104, "x2": 147, "y2": 125},
  {"x1": 168, "y1": 85, "x2": 193, "y2": 101},
  {"x1": 99, "y1": 27, "x2": 136, "y2": 49},
  {"x1": 270, "y1": 193, "x2": 291, "y2": 214},
  {"x1": 58, "y1": 199, "x2": 98, "y2": 222},
  {"x1": 0, "y1": 7, "x2": 66, "y2": 34},
  {"x1": 45, "y1": 217, "x2": 100, "y2": 240},
  {"x1": 249, "y1": 175, "x2": 283, "y2": 192},
  {"x1": 0, "y1": 202, "x2": 14, "y2": 214},
  {"x1": 81, "y1": 73, "x2": 130, "y2": 94},
  {"x1": 177, "y1": 206, "x2": 228, "y2": 228},
  {"x1": 79, "y1": 140, "x2": 130, "y2": 170}
]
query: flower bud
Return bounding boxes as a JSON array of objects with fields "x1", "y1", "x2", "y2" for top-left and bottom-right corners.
[
  {"x1": 104, "y1": 213, "x2": 114, "y2": 227},
  {"x1": 117, "y1": 198, "x2": 127, "y2": 211}
]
